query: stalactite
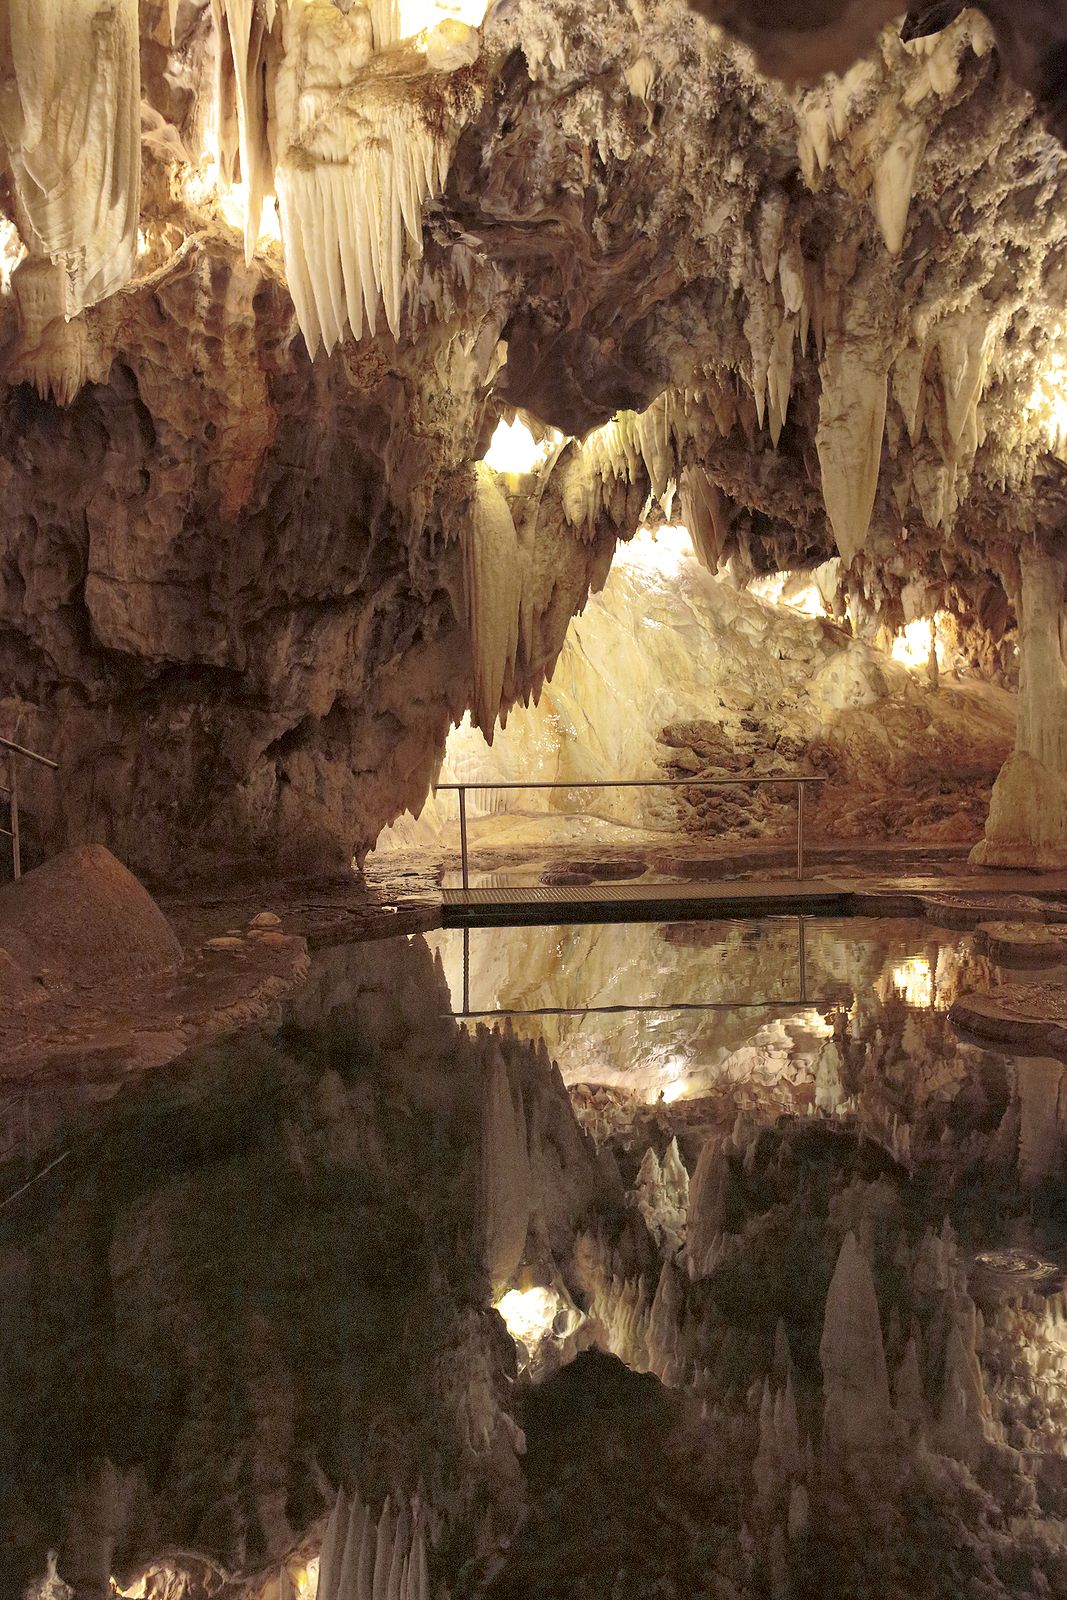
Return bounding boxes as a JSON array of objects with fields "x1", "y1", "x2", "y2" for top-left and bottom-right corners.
[
  {"x1": 0, "y1": 0, "x2": 140, "y2": 398},
  {"x1": 461, "y1": 468, "x2": 524, "y2": 739},
  {"x1": 870, "y1": 119, "x2": 927, "y2": 255},
  {"x1": 816, "y1": 300, "x2": 889, "y2": 565}
]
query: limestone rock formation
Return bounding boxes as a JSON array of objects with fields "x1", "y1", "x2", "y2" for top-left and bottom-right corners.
[{"x1": 0, "y1": 0, "x2": 1062, "y2": 874}]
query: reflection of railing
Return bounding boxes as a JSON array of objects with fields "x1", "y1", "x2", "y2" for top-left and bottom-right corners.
[
  {"x1": 450, "y1": 917, "x2": 810, "y2": 1017},
  {"x1": 0, "y1": 735, "x2": 59, "y2": 881},
  {"x1": 435, "y1": 775, "x2": 828, "y2": 890},
  {"x1": 0, "y1": 1086, "x2": 71, "y2": 1216}
]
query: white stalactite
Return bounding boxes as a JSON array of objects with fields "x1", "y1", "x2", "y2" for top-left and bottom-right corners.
[
  {"x1": 816, "y1": 301, "x2": 888, "y2": 566},
  {"x1": 679, "y1": 464, "x2": 729, "y2": 573},
  {"x1": 212, "y1": 0, "x2": 272, "y2": 261},
  {"x1": 0, "y1": 0, "x2": 140, "y2": 397},
  {"x1": 274, "y1": 106, "x2": 449, "y2": 353},
  {"x1": 461, "y1": 468, "x2": 524, "y2": 739},
  {"x1": 871, "y1": 119, "x2": 926, "y2": 256},
  {"x1": 935, "y1": 307, "x2": 991, "y2": 459}
]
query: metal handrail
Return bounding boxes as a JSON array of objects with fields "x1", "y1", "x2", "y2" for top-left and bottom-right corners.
[
  {"x1": 0, "y1": 735, "x2": 59, "y2": 881},
  {"x1": 435, "y1": 774, "x2": 828, "y2": 888},
  {"x1": 0, "y1": 736, "x2": 59, "y2": 770}
]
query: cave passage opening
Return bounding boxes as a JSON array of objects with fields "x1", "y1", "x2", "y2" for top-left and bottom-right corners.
[{"x1": 369, "y1": 520, "x2": 1016, "y2": 892}]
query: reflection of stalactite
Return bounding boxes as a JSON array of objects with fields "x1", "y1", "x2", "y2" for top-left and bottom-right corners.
[
  {"x1": 1015, "y1": 1056, "x2": 1067, "y2": 1187},
  {"x1": 317, "y1": 1486, "x2": 431, "y2": 1600}
]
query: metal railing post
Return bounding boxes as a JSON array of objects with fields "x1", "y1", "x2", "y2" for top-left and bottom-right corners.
[
  {"x1": 798, "y1": 916, "x2": 808, "y2": 1004},
  {"x1": 10, "y1": 751, "x2": 20, "y2": 881},
  {"x1": 796, "y1": 780, "x2": 805, "y2": 882},
  {"x1": 458, "y1": 784, "x2": 469, "y2": 892}
]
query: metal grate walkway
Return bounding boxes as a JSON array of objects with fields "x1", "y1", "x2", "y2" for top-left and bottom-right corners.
[{"x1": 441, "y1": 879, "x2": 851, "y2": 925}]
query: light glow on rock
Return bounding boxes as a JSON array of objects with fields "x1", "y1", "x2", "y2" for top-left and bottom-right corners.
[
  {"x1": 748, "y1": 571, "x2": 828, "y2": 617},
  {"x1": 660, "y1": 1076, "x2": 689, "y2": 1103},
  {"x1": 616, "y1": 524, "x2": 695, "y2": 576},
  {"x1": 401, "y1": 0, "x2": 489, "y2": 35},
  {"x1": 180, "y1": 162, "x2": 282, "y2": 250},
  {"x1": 1029, "y1": 343, "x2": 1067, "y2": 457},
  {"x1": 891, "y1": 614, "x2": 946, "y2": 671},
  {"x1": 495, "y1": 1285, "x2": 563, "y2": 1346},
  {"x1": 294, "y1": 1556, "x2": 320, "y2": 1599},
  {"x1": 483, "y1": 416, "x2": 561, "y2": 477},
  {"x1": 0, "y1": 219, "x2": 26, "y2": 293}
]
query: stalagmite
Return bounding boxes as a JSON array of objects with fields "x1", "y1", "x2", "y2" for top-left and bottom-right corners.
[
  {"x1": 893, "y1": 1333, "x2": 925, "y2": 1429},
  {"x1": 634, "y1": 1139, "x2": 689, "y2": 1254},
  {"x1": 937, "y1": 1301, "x2": 993, "y2": 1467},
  {"x1": 1014, "y1": 1058, "x2": 1067, "y2": 1187},
  {"x1": 819, "y1": 1231, "x2": 894, "y2": 1457},
  {"x1": 647, "y1": 1258, "x2": 685, "y2": 1385},
  {"x1": 972, "y1": 546, "x2": 1067, "y2": 867}
]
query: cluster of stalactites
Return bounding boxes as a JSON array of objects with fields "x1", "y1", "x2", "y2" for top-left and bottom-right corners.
[
  {"x1": 315, "y1": 1485, "x2": 431, "y2": 1600},
  {"x1": 794, "y1": 14, "x2": 994, "y2": 259},
  {"x1": 556, "y1": 390, "x2": 697, "y2": 537},
  {"x1": 0, "y1": 0, "x2": 476, "y2": 394},
  {"x1": 210, "y1": 0, "x2": 466, "y2": 353}
]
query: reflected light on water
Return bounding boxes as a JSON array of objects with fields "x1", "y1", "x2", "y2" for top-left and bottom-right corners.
[
  {"x1": 888, "y1": 955, "x2": 934, "y2": 1008},
  {"x1": 796, "y1": 1006, "x2": 835, "y2": 1039}
]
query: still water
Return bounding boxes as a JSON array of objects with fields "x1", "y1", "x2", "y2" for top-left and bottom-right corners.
[
  {"x1": 427, "y1": 913, "x2": 987, "y2": 1104},
  {"x1": 4, "y1": 915, "x2": 1067, "y2": 1600}
]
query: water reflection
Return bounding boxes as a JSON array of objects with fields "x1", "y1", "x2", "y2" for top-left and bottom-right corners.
[
  {"x1": 5, "y1": 918, "x2": 1067, "y2": 1600},
  {"x1": 426, "y1": 917, "x2": 987, "y2": 1113}
]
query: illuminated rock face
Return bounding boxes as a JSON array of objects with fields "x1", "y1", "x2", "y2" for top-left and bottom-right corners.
[
  {"x1": 0, "y1": 0, "x2": 1064, "y2": 872},
  {"x1": 381, "y1": 528, "x2": 1013, "y2": 851}
]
